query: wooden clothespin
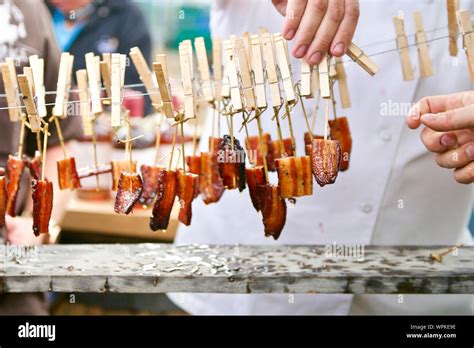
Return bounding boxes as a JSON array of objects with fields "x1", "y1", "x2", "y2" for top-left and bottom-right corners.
[
  {"x1": 76, "y1": 69, "x2": 93, "y2": 136},
  {"x1": 1, "y1": 58, "x2": 21, "y2": 122},
  {"x1": 100, "y1": 53, "x2": 112, "y2": 99},
  {"x1": 300, "y1": 60, "x2": 313, "y2": 98},
  {"x1": 457, "y1": 9, "x2": 474, "y2": 82},
  {"x1": 273, "y1": 33, "x2": 296, "y2": 104},
  {"x1": 223, "y1": 39, "x2": 243, "y2": 112},
  {"x1": 250, "y1": 34, "x2": 267, "y2": 109},
  {"x1": 234, "y1": 37, "x2": 256, "y2": 110},
  {"x1": 212, "y1": 37, "x2": 223, "y2": 102},
  {"x1": 179, "y1": 40, "x2": 196, "y2": 118},
  {"x1": 194, "y1": 37, "x2": 214, "y2": 103},
  {"x1": 242, "y1": 32, "x2": 253, "y2": 68},
  {"x1": 318, "y1": 54, "x2": 331, "y2": 99},
  {"x1": 393, "y1": 16, "x2": 415, "y2": 81},
  {"x1": 54, "y1": 52, "x2": 72, "y2": 118},
  {"x1": 153, "y1": 57, "x2": 174, "y2": 118},
  {"x1": 413, "y1": 11, "x2": 433, "y2": 77},
  {"x1": 130, "y1": 46, "x2": 162, "y2": 108},
  {"x1": 329, "y1": 57, "x2": 337, "y2": 79},
  {"x1": 111, "y1": 53, "x2": 124, "y2": 128},
  {"x1": 335, "y1": 57, "x2": 351, "y2": 108},
  {"x1": 17, "y1": 74, "x2": 41, "y2": 132},
  {"x1": 261, "y1": 32, "x2": 282, "y2": 108},
  {"x1": 156, "y1": 54, "x2": 169, "y2": 82},
  {"x1": 346, "y1": 42, "x2": 378, "y2": 76},
  {"x1": 447, "y1": 0, "x2": 460, "y2": 56},
  {"x1": 28, "y1": 55, "x2": 47, "y2": 118},
  {"x1": 85, "y1": 53, "x2": 103, "y2": 114}
]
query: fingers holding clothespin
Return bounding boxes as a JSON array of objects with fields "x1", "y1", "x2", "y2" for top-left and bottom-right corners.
[
  {"x1": 457, "y1": 9, "x2": 474, "y2": 82},
  {"x1": 413, "y1": 11, "x2": 434, "y2": 78},
  {"x1": 393, "y1": 16, "x2": 415, "y2": 81},
  {"x1": 1, "y1": 58, "x2": 21, "y2": 122}
]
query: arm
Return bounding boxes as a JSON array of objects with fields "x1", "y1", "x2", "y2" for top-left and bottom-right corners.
[
  {"x1": 406, "y1": 91, "x2": 474, "y2": 184},
  {"x1": 272, "y1": 0, "x2": 360, "y2": 64}
]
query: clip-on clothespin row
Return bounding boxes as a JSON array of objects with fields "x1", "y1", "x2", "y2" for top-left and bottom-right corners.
[
  {"x1": 274, "y1": 33, "x2": 297, "y2": 154},
  {"x1": 393, "y1": 15, "x2": 415, "y2": 81},
  {"x1": 457, "y1": 9, "x2": 474, "y2": 82},
  {"x1": 234, "y1": 36, "x2": 256, "y2": 145},
  {"x1": 212, "y1": 36, "x2": 225, "y2": 141},
  {"x1": 248, "y1": 33, "x2": 270, "y2": 181},
  {"x1": 223, "y1": 39, "x2": 243, "y2": 151},
  {"x1": 50, "y1": 52, "x2": 74, "y2": 159},
  {"x1": 17, "y1": 72, "x2": 45, "y2": 160},
  {"x1": 260, "y1": 32, "x2": 285, "y2": 147},
  {"x1": 153, "y1": 55, "x2": 173, "y2": 165},
  {"x1": 0, "y1": 58, "x2": 21, "y2": 122},
  {"x1": 85, "y1": 52, "x2": 104, "y2": 190},
  {"x1": 413, "y1": 11, "x2": 434, "y2": 78},
  {"x1": 447, "y1": 0, "x2": 460, "y2": 56}
]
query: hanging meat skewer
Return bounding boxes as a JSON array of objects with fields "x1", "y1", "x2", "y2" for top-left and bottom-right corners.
[
  {"x1": 150, "y1": 168, "x2": 177, "y2": 231},
  {"x1": 246, "y1": 166, "x2": 267, "y2": 212},
  {"x1": 0, "y1": 169, "x2": 7, "y2": 228},
  {"x1": 139, "y1": 165, "x2": 164, "y2": 207},
  {"x1": 328, "y1": 117, "x2": 352, "y2": 171},
  {"x1": 57, "y1": 157, "x2": 81, "y2": 190},
  {"x1": 114, "y1": 173, "x2": 143, "y2": 215},
  {"x1": 28, "y1": 151, "x2": 42, "y2": 180},
  {"x1": 257, "y1": 184, "x2": 287, "y2": 240},
  {"x1": 176, "y1": 169, "x2": 199, "y2": 226},
  {"x1": 276, "y1": 156, "x2": 313, "y2": 198},
  {"x1": 111, "y1": 160, "x2": 137, "y2": 191},
  {"x1": 217, "y1": 135, "x2": 246, "y2": 191},
  {"x1": 6, "y1": 155, "x2": 27, "y2": 217}
]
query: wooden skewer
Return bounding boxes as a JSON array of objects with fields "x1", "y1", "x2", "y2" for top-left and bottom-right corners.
[
  {"x1": 52, "y1": 116, "x2": 68, "y2": 158},
  {"x1": 192, "y1": 116, "x2": 199, "y2": 157},
  {"x1": 273, "y1": 106, "x2": 284, "y2": 144},
  {"x1": 90, "y1": 115, "x2": 100, "y2": 191},
  {"x1": 17, "y1": 116, "x2": 26, "y2": 158},
  {"x1": 324, "y1": 100, "x2": 330, "y2": 141},
  {"x1": 311, "y1": 90, "x2": 321, "y2": 133},
  {"x1": 297, "y1": 85, "x2": 313, "y2": 142},
  {"x1": 179, "y1": 115, "x2": 186, "y2": 170},
  {"x1": 153, "y1": 115, "x2": 163, "y2": 166},
  {"x1": 168, "y1": 125, "x2": 178, "y2": 171},
  {"x1": 41, "y1": 124, "x2": 49, "y2": 181},
  {"x1": 285, "y1": 102, "x2": 296, "y2": 154},
  {"x1": 256, "y1": 108, "x2": 269, "y2": 183}
]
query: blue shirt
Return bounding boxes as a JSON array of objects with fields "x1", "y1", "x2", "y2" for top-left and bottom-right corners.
[{"x1": 51, "y1": 9, "x2": 86, "y2": 51}]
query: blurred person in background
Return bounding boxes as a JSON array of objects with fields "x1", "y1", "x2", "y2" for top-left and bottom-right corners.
[
  {"x1": 45, "y1": 0, "x2": 152, "y2": 115},
  {"x1": 0, "y1": 0, "x2": 82, "y2": 314},
  {"x1": 168, "y1": 0, "x2": 474, "y2": 315}
]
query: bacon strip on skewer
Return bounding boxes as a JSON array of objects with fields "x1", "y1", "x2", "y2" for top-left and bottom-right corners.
[
  {"x1": 28, "y1": 151, "x2": 42, "y2": 180},
  {"x1": 311, "y1": 139, "x2": 341, "y2": 187},
  {"x1": 303, "y1": 133, "x2": 324, "y2": 155},
  {"x1": 0, "y1": 171, "x2": 7, "y2": 228},
  {"x1": 111, "y1": 160, "x2": 137, "y2": 191},
  {"x1": 6, "y1": 155, "x2": 27, "y2": 217},
  {"x1": 31, "y1": 179, "x2": 53, "y2": 236},
  {"x1": 57, "y1": 157, "x2": 81, "y2": 190},
  {"x1": 245, "y1": 166, "x2": 267, "y2": 212},
  {"x1": 217, "y1": 135, "x2": 246, "y2": 191},
  {"x1": 329, "y1": 117, "x2": 352, "y2": 171},
  {"x1": 245, "y1": 133, "x2": 273, "y2": 167},
  {"x1": 257, "y1": 184, "x2": 287, "y2": 240},
  {"x1": 114, "y1": 173, "x2": 143, "y2": 215},
  {"x1": 185, "y1": 155, "x2": 201, "y2": 175},
  {"x1": 199, "y1": 152, "x2": 225, "y2": 204},
  {"x1": 269, "y1": 138, "x2": 294, "y2": 170},
  {"x1": 150, "y1": 169, "x2": 177, "y2": 231},
  {"x1": 176, "y1": 169, "x2": 199, "y2": 226},
  {"x1": 276, "y1": 156, "x2": 313, "y2": 198},
  {"x1": 139, "y1": 165, "x2": 164, "y2": 207}
]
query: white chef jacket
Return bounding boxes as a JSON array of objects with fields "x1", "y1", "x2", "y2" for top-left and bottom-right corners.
[{"x1": 169, "y1": 0, "x2": 474, "y2": 315}]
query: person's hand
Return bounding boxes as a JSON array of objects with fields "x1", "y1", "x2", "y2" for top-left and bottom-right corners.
[
  {"x1": 407, "y1": 91, "x2": 474, "y2": 184},
  {"x1": 5, "y1": 216, "x2": 51, "y2": 245},
  {"x1": 272, "y1": 0, "x2": 360, "y2": 64}
]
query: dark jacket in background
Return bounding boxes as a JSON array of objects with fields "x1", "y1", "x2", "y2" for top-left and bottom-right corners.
[{"x1": 46, "y1": 0, "x2": 152, "y2": 113}]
